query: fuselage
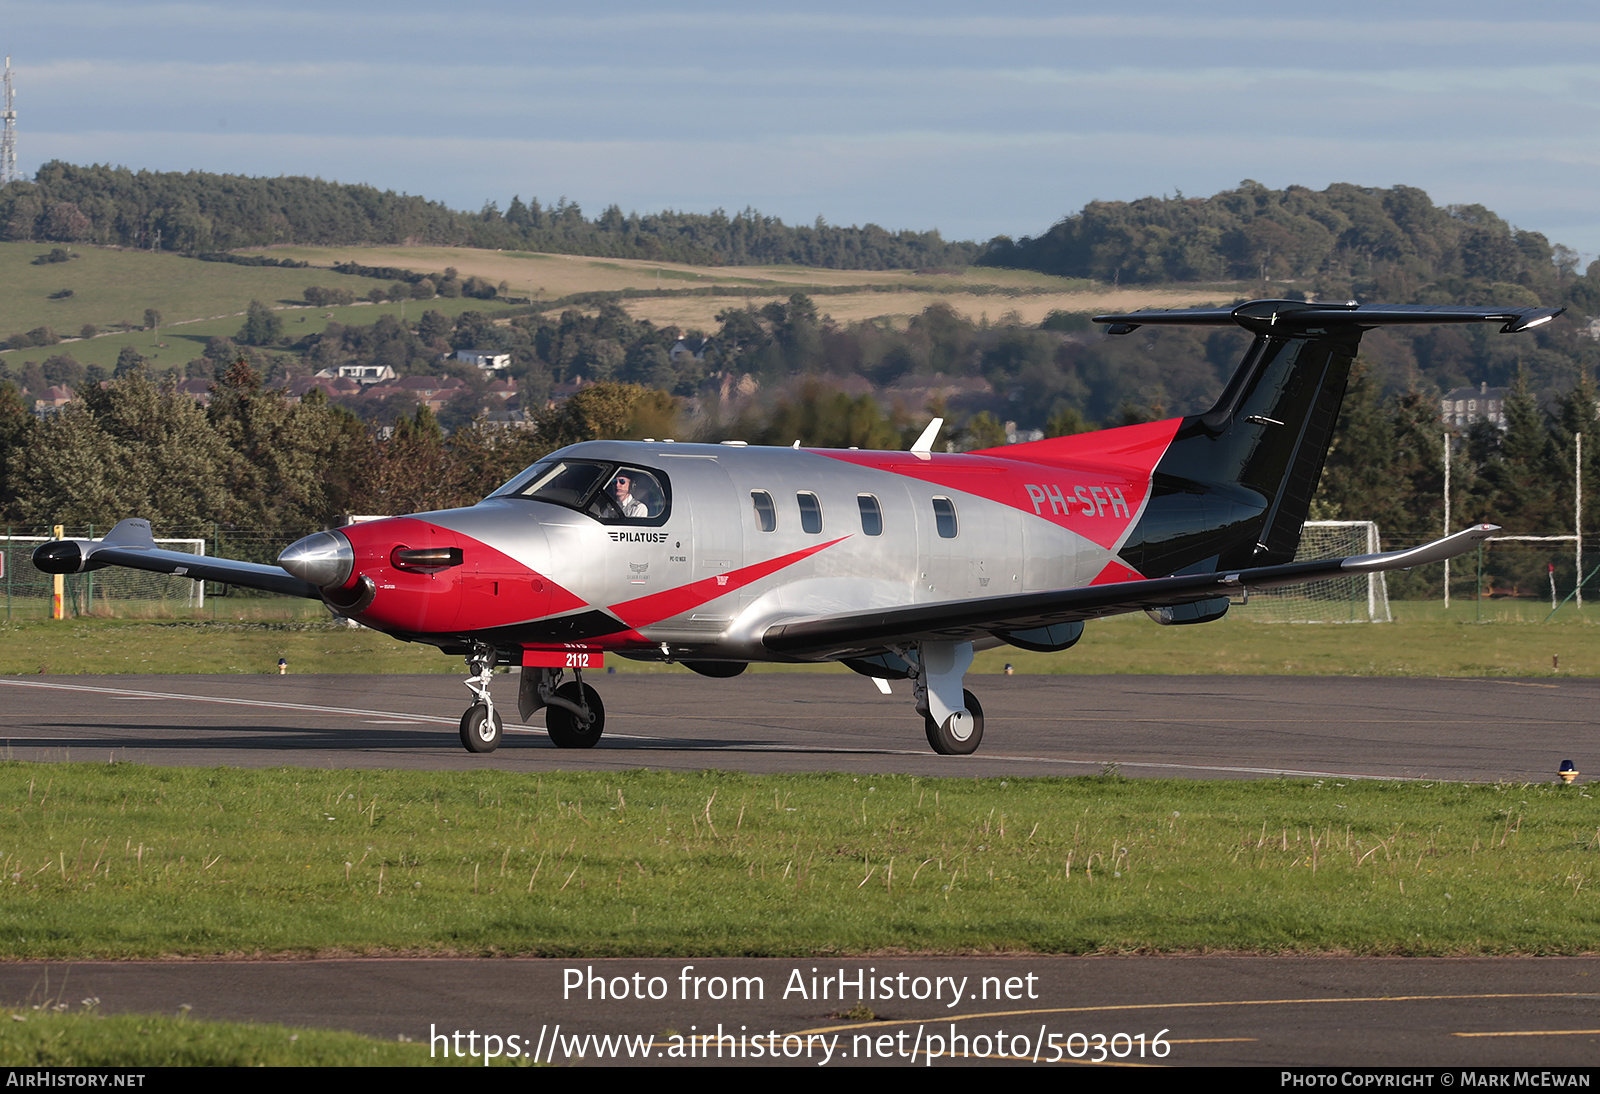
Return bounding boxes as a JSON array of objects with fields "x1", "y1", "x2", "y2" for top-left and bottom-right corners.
[{"x1": 309, "y1": 422, "x2": 1233, "y2": 664}]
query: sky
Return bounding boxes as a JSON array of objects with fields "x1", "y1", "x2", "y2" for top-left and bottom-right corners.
[{"x1": 6, "y1": 1, "x2": 1600, "y2": 259}]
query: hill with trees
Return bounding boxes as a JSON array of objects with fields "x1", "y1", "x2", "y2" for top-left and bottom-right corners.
[
  {"x1": 0, "y1": 162, "x2": 978, "y2": 270},
  {"x1": 979, "y1": 180, "x2": 1600, "y2": 315}
]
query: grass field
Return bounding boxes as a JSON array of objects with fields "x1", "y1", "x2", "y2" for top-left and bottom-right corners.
[
  {"x1": 255, "y1": 244, "x2": 1237, "y2": 330},
  {"x1": 0, "y1": 239, "x2": 518, "y2": 373},
  {"x1": 0, "y1": 1005, "x2": 513, "y2": 1066},
  {"x1": 0, "y1": 240, "x2": 1240, "y2": 371},
  {"x1": 1, "y1": 764, "x2": 1593, "y2": 958},
  {"x1": 0, "y1": 242, "x2": 381, "y2": 336},
  {"x1": 1, "y1": 598, "x2": 1595, "y2": 677}
]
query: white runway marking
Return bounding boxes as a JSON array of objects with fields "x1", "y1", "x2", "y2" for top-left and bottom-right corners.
[
  {"x1": 0, "y1": 678, "x2": 464, "y2": 725},
  {"x1": 0, "y1": 678, "x2": 655, "y2": 742}
]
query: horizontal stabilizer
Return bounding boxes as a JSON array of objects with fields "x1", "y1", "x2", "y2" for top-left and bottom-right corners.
[
  {"x1": 1096, "y1": 299, "x2": 1563, "y2": 336},
  {"x1": 1342, "y1": 523, "x2": 1497, "y2": 573}
]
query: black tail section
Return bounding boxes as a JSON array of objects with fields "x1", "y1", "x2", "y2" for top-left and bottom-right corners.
[{"x1": 1094, "y1": 300, "x2": 1562, "y2": 578}]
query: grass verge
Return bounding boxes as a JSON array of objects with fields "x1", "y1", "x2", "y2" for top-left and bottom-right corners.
[
  {"x1": 3, "y1": 763, "x2": 1595, "y2": 958},
  {"x1": 3, "y1": 599, "x2": 1599, "y2": 676},
  {"x1": 0, "y1": 1003, "x2": 514, "y2": 1066}
]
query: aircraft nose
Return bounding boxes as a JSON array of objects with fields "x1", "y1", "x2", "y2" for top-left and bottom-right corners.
[{"x1": 278, "y1": 531, "x2": 354, "y2": 588}]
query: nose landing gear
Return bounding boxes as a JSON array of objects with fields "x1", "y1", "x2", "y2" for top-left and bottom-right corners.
[{"x1": 459, "y1": 644, "x2": 504, "y2": 753}]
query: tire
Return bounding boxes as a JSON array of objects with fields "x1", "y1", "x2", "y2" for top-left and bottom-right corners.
[
  {"x1": 546, "y1": 682, "x2": 605, "y2": 748},
  {"x1": 460, "y1": 703, "x2": 503, "y2": 753},
  {"x1": 924, "y1": 689, "x2": 984, "y2": 755}
]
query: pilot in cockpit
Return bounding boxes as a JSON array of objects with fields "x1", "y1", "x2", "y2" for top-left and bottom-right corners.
[{"x1": 610, "y1": 472, "x2": 649, "y2": 518}]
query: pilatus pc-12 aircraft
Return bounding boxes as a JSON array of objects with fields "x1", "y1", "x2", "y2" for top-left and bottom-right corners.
[{"x1": 35, "y1": 300, "x2": 1558, "y2": 755}]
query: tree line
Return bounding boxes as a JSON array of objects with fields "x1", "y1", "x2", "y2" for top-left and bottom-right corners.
[
  {"x1": 980, "y1": 180, "x2": 1600, "y2": 314},
  {"x1": 2, "y1": 353, "x2": 1595, "y2": 600},
  {"x1": 0, "y1": 162, "x2": 978, "y2": 270}
]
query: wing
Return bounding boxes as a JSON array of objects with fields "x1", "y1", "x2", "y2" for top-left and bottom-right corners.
[
  {"x1": 32, "y1": 518, "x2": 322, "y2": 600},
  {"x1": 761, "y1": 524, "x2": 1496, "y2": 659}
]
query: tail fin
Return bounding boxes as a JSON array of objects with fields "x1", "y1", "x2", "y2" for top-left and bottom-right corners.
[{"x1": 1093, "y1": 300, "x2": 1562, "y2": 576}]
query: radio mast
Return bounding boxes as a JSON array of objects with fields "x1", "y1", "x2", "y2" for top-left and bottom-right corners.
[{"x1": 0, "y1": 57, "x2": 15, "y2": 188}]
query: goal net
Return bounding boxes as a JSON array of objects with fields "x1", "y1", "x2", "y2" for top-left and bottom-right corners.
[
  {"x1": 2, "y1": 533, "x2": 206, "y2": 618},
  {"x1": 1232, "y1": 520, "x2": 1392, "y2": 623}
]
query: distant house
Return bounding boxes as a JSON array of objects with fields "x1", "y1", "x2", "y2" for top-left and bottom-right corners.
[
  {"x1": 1440, "y1": 383, "x2": 1507, "y2": 429},
  {"x1": 670, "y1": 337, "x2": 712, "y2": 363},
  {"x1": 455, "y1": 348, "x2": 510, "y2": 371},
  {"x1": 32, "y1": 385, "x2": 74, "y2": 415},
  {"x1": 315, "y1": 364, "x2": 396, "y2": 385},
  {"x1": 286, "y1": 375, "x2": 362, "y2": 401},
  {"x1": 175, "y1": 378, "x2": 214, "y2": 406}
]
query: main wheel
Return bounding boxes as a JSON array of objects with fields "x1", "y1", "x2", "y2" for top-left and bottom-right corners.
[
  {"x1": 924, "y1": 689, "x2": 983, "y2": 755},
  {"x1": 460, "y1": 703, "x2": 503, "y2": 753},
  {"x1": 546, "y1": 682, "x2": 605, "y2": 748}
]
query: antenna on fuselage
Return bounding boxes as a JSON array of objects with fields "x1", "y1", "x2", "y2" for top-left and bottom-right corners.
[{"x1": 910, "y1": 417, "x2": 943, "y2": 455}]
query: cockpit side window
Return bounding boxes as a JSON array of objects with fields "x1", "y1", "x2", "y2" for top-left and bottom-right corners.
[{"x1": 601, "y1": 467, "x2": 666, "y2": 521}]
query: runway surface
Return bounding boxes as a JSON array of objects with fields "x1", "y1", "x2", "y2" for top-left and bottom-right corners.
[
  {"x1": 3, "y1": 672, "x2": 1596, "y2": 1068},
  {"x1": 0, "y1": 671, "x2": 1593, "y2": 783}
]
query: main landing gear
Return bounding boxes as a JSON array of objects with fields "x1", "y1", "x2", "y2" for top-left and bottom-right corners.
[
  {"x1": 455, "y1": 645, "x2": 607, "y2": 753},
  {"x1": 518, "y1": 664, "x2": 606, "y2": 749},
  {"x1": 901, "y1": 640, "x2": 984, "y2": 755}
]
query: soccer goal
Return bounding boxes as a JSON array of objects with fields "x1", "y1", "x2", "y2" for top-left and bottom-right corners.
[
  {"x1": 1232, "y1": 520, "x2": 1392, "y2": 623},
  {"x1": 2, "y1": 534, "x2": 207, "y2": 618}
]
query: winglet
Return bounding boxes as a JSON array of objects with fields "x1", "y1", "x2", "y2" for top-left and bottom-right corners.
[
  {"x1": 1342, "y1": 523, "x2": 1499, "y2": 573},
  {"x1": 911, "y1": 417, "x2": 943, "y2": 455},
  {"x1": 100, "y1": 518, "x2": 156, "y2": 549}
]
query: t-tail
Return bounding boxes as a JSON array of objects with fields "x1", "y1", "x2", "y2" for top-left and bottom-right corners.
[{"x1": 1092, "y1": 299, "x2": 1563, "y2": 578}]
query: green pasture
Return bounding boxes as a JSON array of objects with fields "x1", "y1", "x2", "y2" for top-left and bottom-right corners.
[
  {"x1": 255, "y1": 243, "x2": 1103, "y2": 297},
  {"x1": 45, "y1": 295, "x2": 515, "y2": 375},
  {"x1": 1, "y1": 596, "x2": 1596, "y2": 677},
  {"x1": 0, "y1": 242, "x2": 375, "y2": 336},
  {"x1": 0, "y1": 1004, "x2": 514, "y2": 1066},
  {"x1": 0, "y1": 764, "x2": 1593, "y2": 958}
]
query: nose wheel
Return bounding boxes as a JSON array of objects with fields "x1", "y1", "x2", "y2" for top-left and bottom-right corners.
[
  {"x1": 460, "y1": 703, "x2": 504, "y2": 752},
  {"x1": 458, "y1": 644, "x2": 504, "y2": 753}
]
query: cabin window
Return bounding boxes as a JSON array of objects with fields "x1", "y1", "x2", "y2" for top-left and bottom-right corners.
[
  {"x1": 932, "y1": 496, "x2": 958, "y2": 539},
  {"x1": 857, "y1": 494, "x2": 883, "y2": 536},
  {"x1": 751, "y1": 490, "x2": 777, "y2": 532},
  {"x1": 797, "y1": 492, "x2": 823, "y2": 534}
]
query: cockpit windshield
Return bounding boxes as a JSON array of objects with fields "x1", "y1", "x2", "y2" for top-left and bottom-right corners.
[{"x1": 490, "y1": 459, "x2": 671, "y2": 524}]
